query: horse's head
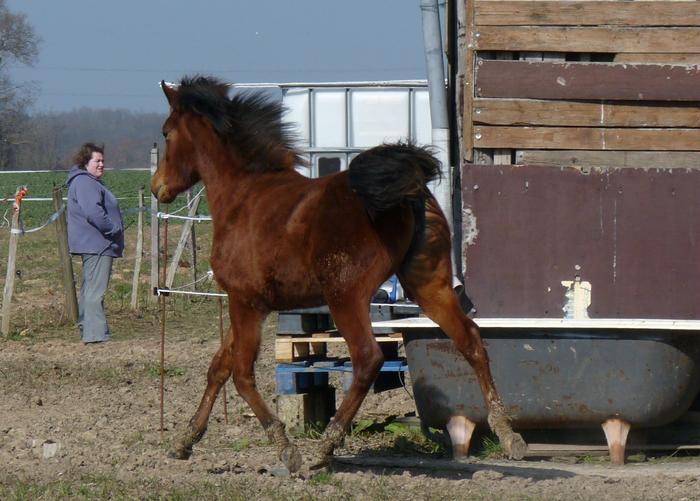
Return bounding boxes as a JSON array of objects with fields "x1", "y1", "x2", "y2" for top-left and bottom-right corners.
[
  {"x1": 151, "y1": 76, "x2": 304, "y2": 203},
  {"x1": 151, "y1": 80, "x2": 204, "y2": 203}
]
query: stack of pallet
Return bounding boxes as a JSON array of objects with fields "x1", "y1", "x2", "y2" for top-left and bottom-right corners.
[{"x1": 274, "y1": 305, "x2": 416, "y2": 430}]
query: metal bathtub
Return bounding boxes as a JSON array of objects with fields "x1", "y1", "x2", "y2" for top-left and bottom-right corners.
[{"x1": 374, "y1": 317, "x2": 700, "y2": 462}]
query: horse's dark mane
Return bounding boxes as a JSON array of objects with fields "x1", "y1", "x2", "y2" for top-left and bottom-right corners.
[{"x1": 176, "y1": 75, "x2": 304, "y2": 172}]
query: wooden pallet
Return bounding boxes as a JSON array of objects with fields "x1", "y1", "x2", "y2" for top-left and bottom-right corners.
[{"x1": 275, "y1": 332, "x2": 404, "y2": 363}]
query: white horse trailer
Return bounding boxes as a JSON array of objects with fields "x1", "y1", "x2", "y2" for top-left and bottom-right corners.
[{"x1": 234, "y1": 81, "x2": 432, "y2": 177}]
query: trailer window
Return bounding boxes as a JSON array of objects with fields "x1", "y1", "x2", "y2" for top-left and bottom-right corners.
[{"x1": 318, "y1": 156, "x2": 342, "y2": 177}]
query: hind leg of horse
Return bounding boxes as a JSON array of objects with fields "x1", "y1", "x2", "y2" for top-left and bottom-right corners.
[
  {"x1": 313, "y1": 298, "x2": 384, "y2": 468},
  {"x1": 399, "y1": 263, "x2": 526, "y2": 459},
  {"x1": 226, "y1": 303, "x2": 301, "y2": 472}
]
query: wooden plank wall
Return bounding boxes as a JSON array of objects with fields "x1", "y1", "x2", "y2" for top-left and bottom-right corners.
[{"x1": 462, "y1": 0, "x2": 700, "y2": 168}]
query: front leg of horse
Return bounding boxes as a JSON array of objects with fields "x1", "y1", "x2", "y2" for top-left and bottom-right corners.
[
  {"x1": 227, "y1": 304, "x2": 302, "y2": 472},
  {"x1": 170, "y1": 347, "x2": 231, "y2": 459},
  {"x1": 263, "y1": 417, "x2": 302, "y2": 472},
  {"x1": 170, "y1": 417, "x2": 207, "y2": 460},
  {"x1": 232, "y1": 370, "x2": 301, "y2": 472}
]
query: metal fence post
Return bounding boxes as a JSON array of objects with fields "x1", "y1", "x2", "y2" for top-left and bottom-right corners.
[{"x1": 150, "y1": 145, "x2": 160, "y2": 302}]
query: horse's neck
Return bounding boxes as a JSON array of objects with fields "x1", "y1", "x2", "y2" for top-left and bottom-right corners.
[
  {"x1": 197, "y1": 144, "x2": 303, "y2": 225},
  {"x1": 201, "y1": 168, "x2": 245, "y2": 219},
  {"x1": 198, "y1": 153, "x2": 264, "y2": 220}
]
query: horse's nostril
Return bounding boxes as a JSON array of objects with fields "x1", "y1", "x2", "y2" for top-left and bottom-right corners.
[
  {"x1": 150, "y1": 178, "x2": 163, "y2": 197},
  {"x1": 154, "y1": 184, "x2": 173, "y2": 203}
]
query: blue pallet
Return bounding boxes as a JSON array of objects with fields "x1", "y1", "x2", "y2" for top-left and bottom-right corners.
[
  {"x1": 342, "y1": 360, "x2": 408, "y2": 393},
  {"x1": 275, "y1": 359, "x2": 408, "y2": 395},
  {"x1": 275, "y1": 360, "x2": 344, "y2": 395}
]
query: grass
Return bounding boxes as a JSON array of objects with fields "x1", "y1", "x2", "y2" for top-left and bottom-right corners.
[
  {"x1": 350, "y1": 417, "x2": 447, "y2": 457},
  {"x1": 475, "y1": 434, "x2": 505, "y2": 460},
  {"x1": 308, "y1": 471, "x2": 335, "y2": 486},
  {"x1": 577, "y1": 454, "x2": 605, "y2": 464},
  {"x1": 145, "y1": 362, "x2": 186, "y2": 378},
  {"x1": 4, "y1": 329, "x2": 30, "y2": 341},
  {"x1": 0, "y1": 170, "x2": 210, "y2": 229},
  {"x1": 0, "y1": 474, "x2": 357, "y2": 501},
  {"x1": 227, "y1": 437, "x2": 252, "y2": 452},
  {"x1": 124, "y1": 431, "x2": 146, "y2": 449},
  {"x1": 95, "y1": 367, "x2": 120, "y2": 382},
  {"x1": 2, "y1": 170, "x2": 149, "y2": 228},
  {"x1": 290, "y1": 420, "x2": 326, "y2": 439},
  {"x1": 0, "y1": 184, "x2": 217, "y2": 342}
]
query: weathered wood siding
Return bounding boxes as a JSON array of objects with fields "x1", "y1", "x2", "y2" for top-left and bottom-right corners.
[
  {"x1": 462, "y1": 0, "x2": 700, "y2": 166},
  {"x1": 457, "y1": 1, "x2": 700, "y2": 319}
]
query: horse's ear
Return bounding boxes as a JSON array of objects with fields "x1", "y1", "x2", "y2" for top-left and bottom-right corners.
[{"x1": 161, "y1": 81, "x2": 177, "y2": 107}]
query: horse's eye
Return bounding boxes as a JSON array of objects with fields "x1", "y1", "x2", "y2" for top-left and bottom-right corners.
[{"x1": 162, "y1": 130, "x2": 168, "y2": 139}]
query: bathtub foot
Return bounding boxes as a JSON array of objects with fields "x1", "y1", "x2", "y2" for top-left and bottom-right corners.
[
  {"x1": 446, "y1": 416, "x2": 476, "y2": 459},
  {"x1": 602, "y1": 418, "x2": 630, "y2": 465}
]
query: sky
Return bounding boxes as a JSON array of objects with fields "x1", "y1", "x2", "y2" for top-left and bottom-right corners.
[{"x1": 6, "y1": 0, "x2": 429, "y2": 113}]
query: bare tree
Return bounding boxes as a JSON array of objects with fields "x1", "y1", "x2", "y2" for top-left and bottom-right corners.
[{"x1": 0, "y1": 0, "x2": 40, "y2": 168}]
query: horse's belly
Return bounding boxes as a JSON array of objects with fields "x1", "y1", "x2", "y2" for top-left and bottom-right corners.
[
  {"x1": 214, "y1": 259, "x2": 324, "y2": 310},
  {"x1": 262, "y1": 272, "x2": 325, "y2": 310}
]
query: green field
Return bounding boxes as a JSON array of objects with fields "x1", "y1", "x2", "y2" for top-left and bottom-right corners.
[{"x1": 0, "y1": 170, "x2": 208, "y2": 228}]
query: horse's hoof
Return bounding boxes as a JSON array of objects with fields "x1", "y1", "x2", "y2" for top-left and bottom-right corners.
[
  {"x1": 168, "y1": 446, "x2": 193, "y2": 460},
  {"x1": 280, "y1": 444, "x2": 302, "y2": 473},
  {"x1": 505, "y1": 433, "x2": 527, "y2": 460},
  {"x1": 309, "y1": 455, "x2": 330, "y2": 471}
]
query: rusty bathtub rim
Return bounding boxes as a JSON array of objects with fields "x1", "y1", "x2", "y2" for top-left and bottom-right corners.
[{"x1": 372, "y1": 317, "x2": 700, "y2": 332}]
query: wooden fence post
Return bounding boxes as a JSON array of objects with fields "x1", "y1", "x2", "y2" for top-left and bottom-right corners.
[
  {"x1": 186, "y1": 189, "x2": 198, "y2": 290},
  {"x1": 165, "y1": 193, "x2": 201, "y2": 288},
  {"x1": 2, "y1": 187, "x2": 23, "y2": 335},
  {"x1": 130, "y1": 188, "x2": 145, "y2": 310},
  {"x1": 150, "y1": 145, "x2": 160, "y2": 302},
  {"x1": 52, "y1": 185, "x2": 78, "y2": 323}
]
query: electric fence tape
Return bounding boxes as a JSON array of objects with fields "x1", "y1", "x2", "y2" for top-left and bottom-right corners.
[
  {"x1": 11, "y1": 205, "x2": 66, "y2": 235},
  {"x1": 7, "y1": 204, "x2": 213, "y2": 236}
]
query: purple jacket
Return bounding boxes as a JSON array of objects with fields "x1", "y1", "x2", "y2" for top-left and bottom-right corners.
[{"x1": 66, "y1": 167, "x2": 124, "y2": 257}]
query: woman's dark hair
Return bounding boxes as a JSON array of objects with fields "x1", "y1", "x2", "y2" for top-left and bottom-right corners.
[{"x1": 73, "y1": 142, "x2": 105, "y2": 169}]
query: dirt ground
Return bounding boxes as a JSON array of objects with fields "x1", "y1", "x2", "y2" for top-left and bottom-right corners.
[{"x1": 2, "y1": 307, "x2": 700, "y2": 500}]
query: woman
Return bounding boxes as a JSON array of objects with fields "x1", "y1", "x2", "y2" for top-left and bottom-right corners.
[{"x1": 66, "y1": 143, "x2": 124, "y2": 344}]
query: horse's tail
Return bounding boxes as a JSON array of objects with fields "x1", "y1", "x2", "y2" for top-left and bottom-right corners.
[
  {"x1": 348, "y1": 142, "x2": 440, "y2": 214},
  {"x1": 348, "y1": 141, "x2": 441, "y2": 251}
]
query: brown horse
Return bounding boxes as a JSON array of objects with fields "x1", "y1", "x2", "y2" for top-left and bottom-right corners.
[{"x1": 151, "y1": 76, "x2": 526, "y2": 472}]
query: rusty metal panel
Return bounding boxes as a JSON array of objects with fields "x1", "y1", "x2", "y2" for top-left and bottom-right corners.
[
  {"x1": 475, "y1": 60, "x2": 700, "y2": 101},
  {"x1": 461, "y1": 165, "x2": 700, "y2": 319}
]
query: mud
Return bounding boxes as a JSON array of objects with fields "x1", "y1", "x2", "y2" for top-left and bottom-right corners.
[{"x1": 2, "y1": 321, "x2": 700, "y2": 499}]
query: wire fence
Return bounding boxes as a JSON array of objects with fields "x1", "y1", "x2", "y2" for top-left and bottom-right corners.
[{"x1": 0, "y1": 169, "x2": 210, "y2": 229}]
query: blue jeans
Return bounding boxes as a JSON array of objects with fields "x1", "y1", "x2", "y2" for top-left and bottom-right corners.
[{"x1": 78, "y1": 254, "x2": 113, "y2": 343}]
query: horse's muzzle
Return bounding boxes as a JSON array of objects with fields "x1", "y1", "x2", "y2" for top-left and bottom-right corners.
[{"x1": 151, "y1": 181, "x2": 176, "y2": 204}]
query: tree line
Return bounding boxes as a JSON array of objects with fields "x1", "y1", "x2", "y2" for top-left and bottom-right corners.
[
  {"x1": 0, "y1": 0, "x2": 38, "y2": 168},
  {"x1": 8, "y1": 108, "x2": 165, "y2": 170},
  {"x1": 0, "y1": 1, "x2": 163, "y2": 171}
]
